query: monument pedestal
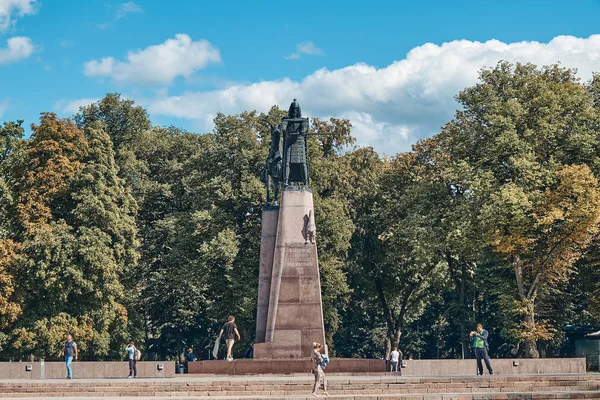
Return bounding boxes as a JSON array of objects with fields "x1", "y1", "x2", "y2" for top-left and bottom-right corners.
[
  {"x1": 254, "y1": 187, "x2": 326, "y2": 359},
  {"x1": 255, "y1": 206, "x2": 279, "y2": 343}
]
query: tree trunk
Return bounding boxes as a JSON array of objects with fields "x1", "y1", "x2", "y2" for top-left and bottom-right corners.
[
  {"x1": 376, "y1": 278, "x2": 408, "y2": 360},
  {"x1": 513, "y1": 256, "x2": 539, "y2": 358},
  {"x1": 392, "y1": 329, "x2": 401, "y2": 350},
  {"x1": 447, "y1": 253, "x2": 468, "y2": 359},
  {"x1": 459, "y1": 262, "x2": 467, "y2": 359},
  {"x1": 384, "y1": 329, "x2": 402, "y2": 358},
  {"x1": 523, "y1": 301, "x2": 539, "y2": 358}
]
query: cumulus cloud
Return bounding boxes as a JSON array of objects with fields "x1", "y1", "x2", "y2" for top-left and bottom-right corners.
[
  {"x1": 83, "y1": 34, "x2": 221, "y2": 85},
  {"x1": 144, "y1": 35, "x2": 600, "y2": 155},
  {"x1": 0, "y1": 0, "x2": 37, "y2": 32},
  {"x1": 0, "y1": 36, "x2": 34, "y2": 64},
  {"x1": 116, "y1": 1, "x2": 142, "y2": 19},
  {"x1": 54, "y1": 98, "x2": 98, "y2": 114},
  {"x1": 0, "y1": 99, "x2": 8, "y2": 118},
  {"x1": 97, "y1": 1, "x2": 143, "y2": 29},
  {"x1": 286, "y1": 41, "x2": 323, "y2": 59}
]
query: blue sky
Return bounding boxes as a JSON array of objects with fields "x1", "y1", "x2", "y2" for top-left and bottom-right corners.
[{"x1": 2, "y1": 0, "x2": 600, "y2": 154}]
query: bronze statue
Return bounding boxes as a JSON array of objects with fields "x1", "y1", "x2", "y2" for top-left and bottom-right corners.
[
  {"x1": 263, "y1": 99, "x2": 317, "y2": 205},
  {"x1": 281, "y1": 99, "x2": 309, "y2": 186},
  {"x1": 261, "y1": 125, "x2": 283, "y2": 205}
]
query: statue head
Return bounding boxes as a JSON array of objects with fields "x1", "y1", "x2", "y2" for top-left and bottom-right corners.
[{"x1": 288, "y1": 98, "x2": 302, "y2": 118}]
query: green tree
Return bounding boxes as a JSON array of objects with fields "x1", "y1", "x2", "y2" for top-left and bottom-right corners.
[
  {"x1": 4, "y1": 114, "x2": 138, "y2": 359},
  {"x1": 439, "y1": 62, "x2": 600, "y2": 357}
]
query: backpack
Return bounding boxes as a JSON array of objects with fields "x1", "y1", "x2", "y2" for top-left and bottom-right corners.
[
  {"x1": 320, "y1": 354, "x2": 329, "y2": 369},
  {"x1": 134, "y1": 348, "x2": 141, "y2": 361}
]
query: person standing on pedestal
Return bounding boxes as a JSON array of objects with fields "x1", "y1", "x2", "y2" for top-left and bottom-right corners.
[{"x1": 218, "y1": 316, "x2": 241, "y2": 361}]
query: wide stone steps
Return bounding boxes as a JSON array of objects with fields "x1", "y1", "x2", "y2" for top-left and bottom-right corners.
[
  {"x1": 0, "y1": 375, "x2": 598, "y2": 399},
  {"x1": 0, "y1": 392, "x2": 600, "y2": 399}
]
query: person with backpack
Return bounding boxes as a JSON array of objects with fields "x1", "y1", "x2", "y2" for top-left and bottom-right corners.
[
  {"x1": 57, "y1": 334, "x2": 78, "y2": 379},
  {"x1": 470, "y1": 323, "x2": 493, "y2": 376},
  {"x1": 311, "y1": 342, "x2": 328, "y2": 396},
  {"x1": 126, "y1": 342, "x2": 140, "y2": 378},
  {"x1": 218, "y1": 316, "x2": 241, "y2": 361}
]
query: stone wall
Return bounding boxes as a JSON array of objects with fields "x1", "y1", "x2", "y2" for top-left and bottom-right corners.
[
  {"x1": 188, "y1": 357, "x2": 586, "y2": 375},
  {"x1": 0, "y1": 361, "x2": 174, "y2": 379},
  {"x1": 0, "y1": 357, "x2": 585, "y2": 378},
  {"x1": 400, "y1": 358, "x2": 586, "y2": 375}
]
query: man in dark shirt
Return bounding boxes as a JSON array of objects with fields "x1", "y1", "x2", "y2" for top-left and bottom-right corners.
[
  {"x1": 185, "y1": 348, "x2": 196, "y2": 362},
  {"x1": 218, "y1": 315, "x2": 241, "y2": 361},
  {"x1": 57, "y1": 334, "x2": 78, "y2": 379}
]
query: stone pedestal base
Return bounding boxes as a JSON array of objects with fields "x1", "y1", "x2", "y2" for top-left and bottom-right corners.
[
  {"x1": 254, "y1": 187, "x2": 326, "y2": 359},
  {"x1": 188, "y1": 358, "x2": 386, "y2": 375},
  {"x1": 255, "y1": 206, "x2": 279, "y2": 343}
]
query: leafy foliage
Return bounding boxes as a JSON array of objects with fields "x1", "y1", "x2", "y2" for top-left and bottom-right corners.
[{"x1": 1, "y1": 62, "x2": 600, "y2": 361}]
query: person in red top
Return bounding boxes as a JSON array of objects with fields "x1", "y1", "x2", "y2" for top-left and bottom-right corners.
[{"x1": 218, "y1": 316, "x2": 241, "y2": 361}]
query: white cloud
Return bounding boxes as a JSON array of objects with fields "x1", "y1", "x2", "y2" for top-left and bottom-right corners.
[
  {"x1": 83, "y1": 34, "x2": 221, "y2": 85},
  {"x1": 144, "y1": 35, "x2": 600, "y2": 155},
  {"x1": 97, "y1": 1, "x2": 143, "y2": 29},
  {"x1": 0, "y1": 0, "x2": 37, "y2": 32},
  {"x1": 0, "y1": 36, "x2": 33, "y2": 64},
  {"x1": 286, "y1": 41, "x2": 323, "y2": 59},
  {"x1": 54, "y1": 98, "x2": 98, "y2": 114},
  {"x1": 116, "y1": 1, "x2": 142, "y2": 19},
  {"x1": 0, "y1": 99, "x2": 8, "y2": 118}
]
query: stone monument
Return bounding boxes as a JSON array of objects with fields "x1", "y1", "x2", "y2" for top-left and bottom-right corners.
[{"x1": 254, "y1": 99, "x2": 326, "y2": 358}]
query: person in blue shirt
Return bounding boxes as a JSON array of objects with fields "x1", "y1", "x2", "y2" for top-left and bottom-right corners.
[
  {"x1": 185, "y1": 348, "x2": 196, "y2": 362},
  {"x1": 126, "y1": 342, "x2": 137, "y2": 378},
  {"x1": 57, "y1": 334, "x2": 78, "y2": 379}
]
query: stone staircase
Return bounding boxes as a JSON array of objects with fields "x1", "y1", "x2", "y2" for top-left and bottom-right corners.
[{"x1": 0, "y1": 374, "x2": 599, "y2": 399}]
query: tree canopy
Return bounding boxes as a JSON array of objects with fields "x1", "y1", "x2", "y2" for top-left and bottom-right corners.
[{"x1": 1, "y1": 62, "x2": 600, "y2": 361}]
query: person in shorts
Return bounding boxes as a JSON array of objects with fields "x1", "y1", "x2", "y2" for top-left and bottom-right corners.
[{"x1": 218, "y1": 316, "x2": 240, "y2": 361}]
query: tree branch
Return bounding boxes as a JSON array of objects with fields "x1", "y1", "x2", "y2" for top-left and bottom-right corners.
[
  {"x1": 513, "y1": 255, "x2": 526, "y2": 298},
  {"x1": 526, "y1": 228, "x2": 576, "y2": 299},
  {"x1": 375, "y1": 278, "x2": 395, "y2": 335}
]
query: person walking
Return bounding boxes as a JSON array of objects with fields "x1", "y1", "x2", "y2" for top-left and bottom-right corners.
[
  {"x1": 470, "y1": 323, "x2": 493, "y2": 376},
  {"x1": 218, "y1": 316, "x2": 241, "y2": 361},
  {"x1": 311, "y1": 342, "x2": 328, "y2": 397},
  {"x1": 389, "y1": 347, "x2": 402, "y2": 373},
  {"x1": 57, "y1": 334, "x2": 78, "y2": 379},
  {"x1": 126, "y1": 342, "x2": 137, "y2": 378}
]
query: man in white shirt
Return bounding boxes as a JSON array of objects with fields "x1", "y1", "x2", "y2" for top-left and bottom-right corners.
[{"x1": 389, "y1": 347, "x2": 402, "y2": 373}]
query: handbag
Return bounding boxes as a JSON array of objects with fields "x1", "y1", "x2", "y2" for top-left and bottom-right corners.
[{"x1": 212, "y1": 336, "x2": 220, "y2": 359}]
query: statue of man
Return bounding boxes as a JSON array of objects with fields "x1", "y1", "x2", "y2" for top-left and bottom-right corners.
[
  {"x1": 281, "y1": 99, "x2": 309, "y2": 186},
  {"x1": 262, "y1": 125, "x2": 283, "y2": 205}
]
